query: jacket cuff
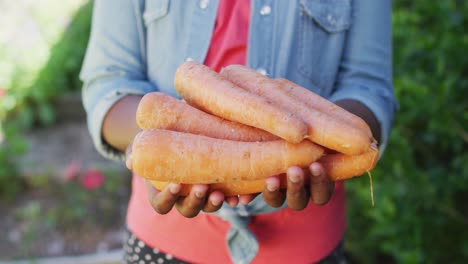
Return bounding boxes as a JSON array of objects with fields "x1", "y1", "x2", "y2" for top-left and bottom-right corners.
[
  {"x1": 83, "y1": 79, "x2": 156, "y2": 162},
  {"x1": 329, "y1": 85, "x2": 398, "y2": 156}
]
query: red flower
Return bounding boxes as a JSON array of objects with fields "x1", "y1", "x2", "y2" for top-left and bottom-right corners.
[
  {"x1": 80, "y1": 169, "x2": 105, "y2": 190},
  {"x1": 63, "y1": 161, "x2": 81, "y2": 181},
  {"x1": 0, "y1": 88, "x2": 6, "y2": 99}
]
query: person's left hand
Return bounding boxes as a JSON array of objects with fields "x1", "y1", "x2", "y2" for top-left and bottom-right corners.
[
  {"x1": 126, "y1": 141, "x2": 240, "y2": 217},
  {"x1": 239, "y1": 162, "x2": 334, "y2": 210},
  {"x1": 143, "y1": 180, "x2": 229, "y2": 217}
]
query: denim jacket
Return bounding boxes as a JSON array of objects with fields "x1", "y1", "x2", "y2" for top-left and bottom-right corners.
[{"x1": 80, "y1": 1, "x2": 397, "y2": 263}]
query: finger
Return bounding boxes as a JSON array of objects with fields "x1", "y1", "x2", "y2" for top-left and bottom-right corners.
[
  {"x1": 125, "y1": 156, "x2": 132, "y2": 170},
  {"x1": 175, "y1": 184, "x2": 209, "y2": 218},
  {"x1": 286, "y1": 166, "x2": 309, "y2": 210},
  {"x1": 239, "y1": 193, "x2": 259, "y2": 205},
  {"x1": 147, "y1": 182, "x2": 181, "y2": 214},
  {"x1": 225, "y1": 196, "x2": 239, "y2": 207},
  {"x1": 309, "y1": 162, "x2": 334, "y2": 206},
  {"x1": 125, "y1": 144, "x2": 133, "y2": 170},
  {"x1": 145, "y1": 179, "x2": 160, "y2": 197},
  {"x1": 203, "y1": 191, "x2": 225, "y2": 213},
  {"x1": 262, "y1": 176, "x2": 286, "y2": 208}
]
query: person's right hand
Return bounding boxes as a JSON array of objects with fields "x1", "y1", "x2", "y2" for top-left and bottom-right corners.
[
  {"x1": 126, "y1": 143, "x2": 239, "y2": 218},
  {"x1": 260, "y1": 163, "x2": 334, "y2": 210}
]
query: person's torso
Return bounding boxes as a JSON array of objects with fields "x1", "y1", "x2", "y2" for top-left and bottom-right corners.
[{"x1": 127, "y1": 1, "x2": 350, "y2": 263}]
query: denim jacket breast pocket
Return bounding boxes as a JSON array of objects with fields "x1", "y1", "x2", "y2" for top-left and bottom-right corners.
[
  {"x1": 143, "y1": 0, "x2": 171, "y2": 72},
  {"x1": 143, "y1": 0, "x2": 169, "y2": 25},
  {"x1": 298, "y1": 0, "x2": 352, "y2": 92}
]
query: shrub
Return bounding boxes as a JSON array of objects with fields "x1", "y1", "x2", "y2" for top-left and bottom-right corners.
[
  {"x1": 0, "y1": 1, "x2": 92, "y2": 200},
  {"x1": 345, "y1": 1, "x2": 468, "y2": 263},
  {"x1": 8, "y1": 1, "x2": 92, "y2": 128}
]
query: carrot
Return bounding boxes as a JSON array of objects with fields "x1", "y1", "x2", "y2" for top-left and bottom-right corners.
[
  {"x1": 275, "y1": 78, "x2": 373, "y2": 138},
  {"x1": 220, "y1": 65, "x2": 373, "y2": 155},
  {"x1": 321, "y1": 144, "x2": 379, "y2": 181},
  {"x1": 150, "y1": 147, "x2": 378, "y2": 195},
  {"x1": 136, "y1": 92, "x2": 278, "y2": 142},
  {"x1": 150, "y1": 175, "x2": 288, "y2": 196},
  {"x1": 132, "y1": 129, "x2": 324, "y2": 183},
  {"x1": 174, "y1": 61, "x2": 308, "y2": 143}
]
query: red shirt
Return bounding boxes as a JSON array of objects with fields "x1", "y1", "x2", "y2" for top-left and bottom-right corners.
[{"x1": 127, "y1": 1, "x2": 346, "y2": 263}]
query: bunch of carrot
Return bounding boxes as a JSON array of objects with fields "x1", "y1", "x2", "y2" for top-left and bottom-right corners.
[{"x1": 131, "y1": 61, "x2": 379, "y2": 196}]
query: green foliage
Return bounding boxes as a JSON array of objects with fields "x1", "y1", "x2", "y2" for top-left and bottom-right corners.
[
  {"x1": 6, "y1": 1, "x2": 92, "y2": 127},
  {"x1": 0, "y1": 123, "x2": 28, "y2": 201},
  {"x1": 24, "y1": 168, "x2": 130, "y2": 229},
  {"x1": 345, "y1": 1, "x2": 468, "y2": 263},
  {"x1": 0, "y1": 1, "x2": 92, "y2": 200},
  {"x1": 11, "y1": 168, "x2": 130, "y2": 258}
]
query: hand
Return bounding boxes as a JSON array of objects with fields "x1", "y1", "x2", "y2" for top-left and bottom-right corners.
[
  {"x1": 126, "y1": 143, "x2": 238, "y2": 217},
  {"x1": 144, "y1": 180, "x2": 227, "y2": 217},
  {"x1": 261, "y1": 162, "x2": 334, "y2": 210}
]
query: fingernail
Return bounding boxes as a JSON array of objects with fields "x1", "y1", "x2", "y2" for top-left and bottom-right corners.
[
  {"x1": 288, "y1": 173, "x2": 301, "y2": 183},
  {"x1": 195, "y1": 191, "x2": 205, "y2": 198},
  {"x1": 211, "y1": 197, "x2": 222, "y2": 206},
  {"x1": 310, "y1": 164, "x2": 322, "y2": 177},
  {"x1": 312, "y1": 169, "x2": 322, "y2": 177},
  {"x1": 192, "y1": 185, "x2": 208, "y2": 198},
  {"x1": 228, "y1": 200, "x2": 237, "y2": 207},
  {"x1": 266, "y1": 182, "x2": 278, "y2": 192},
  {"x1": 226, "y1": 197, "x2": 238, "y2": 207},
  {"x1": 169, "y1": 184, "x2": 181, "y2": 195}
]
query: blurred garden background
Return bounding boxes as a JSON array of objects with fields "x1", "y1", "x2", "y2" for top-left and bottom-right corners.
[{"x1": 0, "y1": 0, "x2": 466, "y2": 263}]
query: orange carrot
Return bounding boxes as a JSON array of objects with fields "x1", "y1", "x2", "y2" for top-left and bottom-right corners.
[
  {"x1": 220, "y1": 65, "x2": 373, "y2": 155},
  {"x1": 321, "y1": 144, "x2": 379, "y2": 181},
  {"x1": 136, "y1": 92, "x2": 278, "y2": 142},
  {"x1": 132, "y1": 129, "x2": 324, "y2": 184},
  {"x1": 275, "y1": 78, "x2": 372, "y2": 138},
  {"x1": 151, "y1": 175, "x2": 288, "y2": 196},
  {"x1": 174, "y1": 61, "x2": 308, "y2": 143},
  {"x1": 150, "y1": 147, "x2": 379, "y2": 195}
]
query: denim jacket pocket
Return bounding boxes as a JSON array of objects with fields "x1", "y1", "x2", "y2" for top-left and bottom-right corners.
[
  {"x1": 298, "y1": 0, "x2": 352, "y2": 92},
  {"x1": 143, "y1": 0, "x2": 169, "y2": 26}
]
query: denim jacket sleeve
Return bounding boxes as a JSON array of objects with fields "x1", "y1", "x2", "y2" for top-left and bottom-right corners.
[
  {"x1": 328, "y1": 0, "x2": 398, "y2": 154},
  {"x1": 80, "y1": 0, "x2": 156, "y2": 161}
]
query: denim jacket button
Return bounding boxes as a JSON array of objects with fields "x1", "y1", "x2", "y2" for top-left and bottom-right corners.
[
  {"x1": 327, "y1": 14, "x2": 337, "y2": 26},
  {"x1": 256, "y1": 68, "x2": 268, "y2": 75},
  {"x1": 199, "y1": 0, "x2": 209, "y2": 9},
  {"x1": 259, "y1": 5, "x2": 271, "y2": 16}
]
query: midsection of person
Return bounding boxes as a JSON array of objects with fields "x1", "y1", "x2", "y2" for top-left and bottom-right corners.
[
  {"x1": 127, "y1": 1, "x2": 347, "y2": 263},
  {"x1": 128, "y1": 176, "x2": 346, "y2": 264}
]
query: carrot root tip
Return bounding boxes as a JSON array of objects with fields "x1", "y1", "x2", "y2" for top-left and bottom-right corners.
[{"x1": 367, "y1": 170, "x2": 375, "y2": 207}]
